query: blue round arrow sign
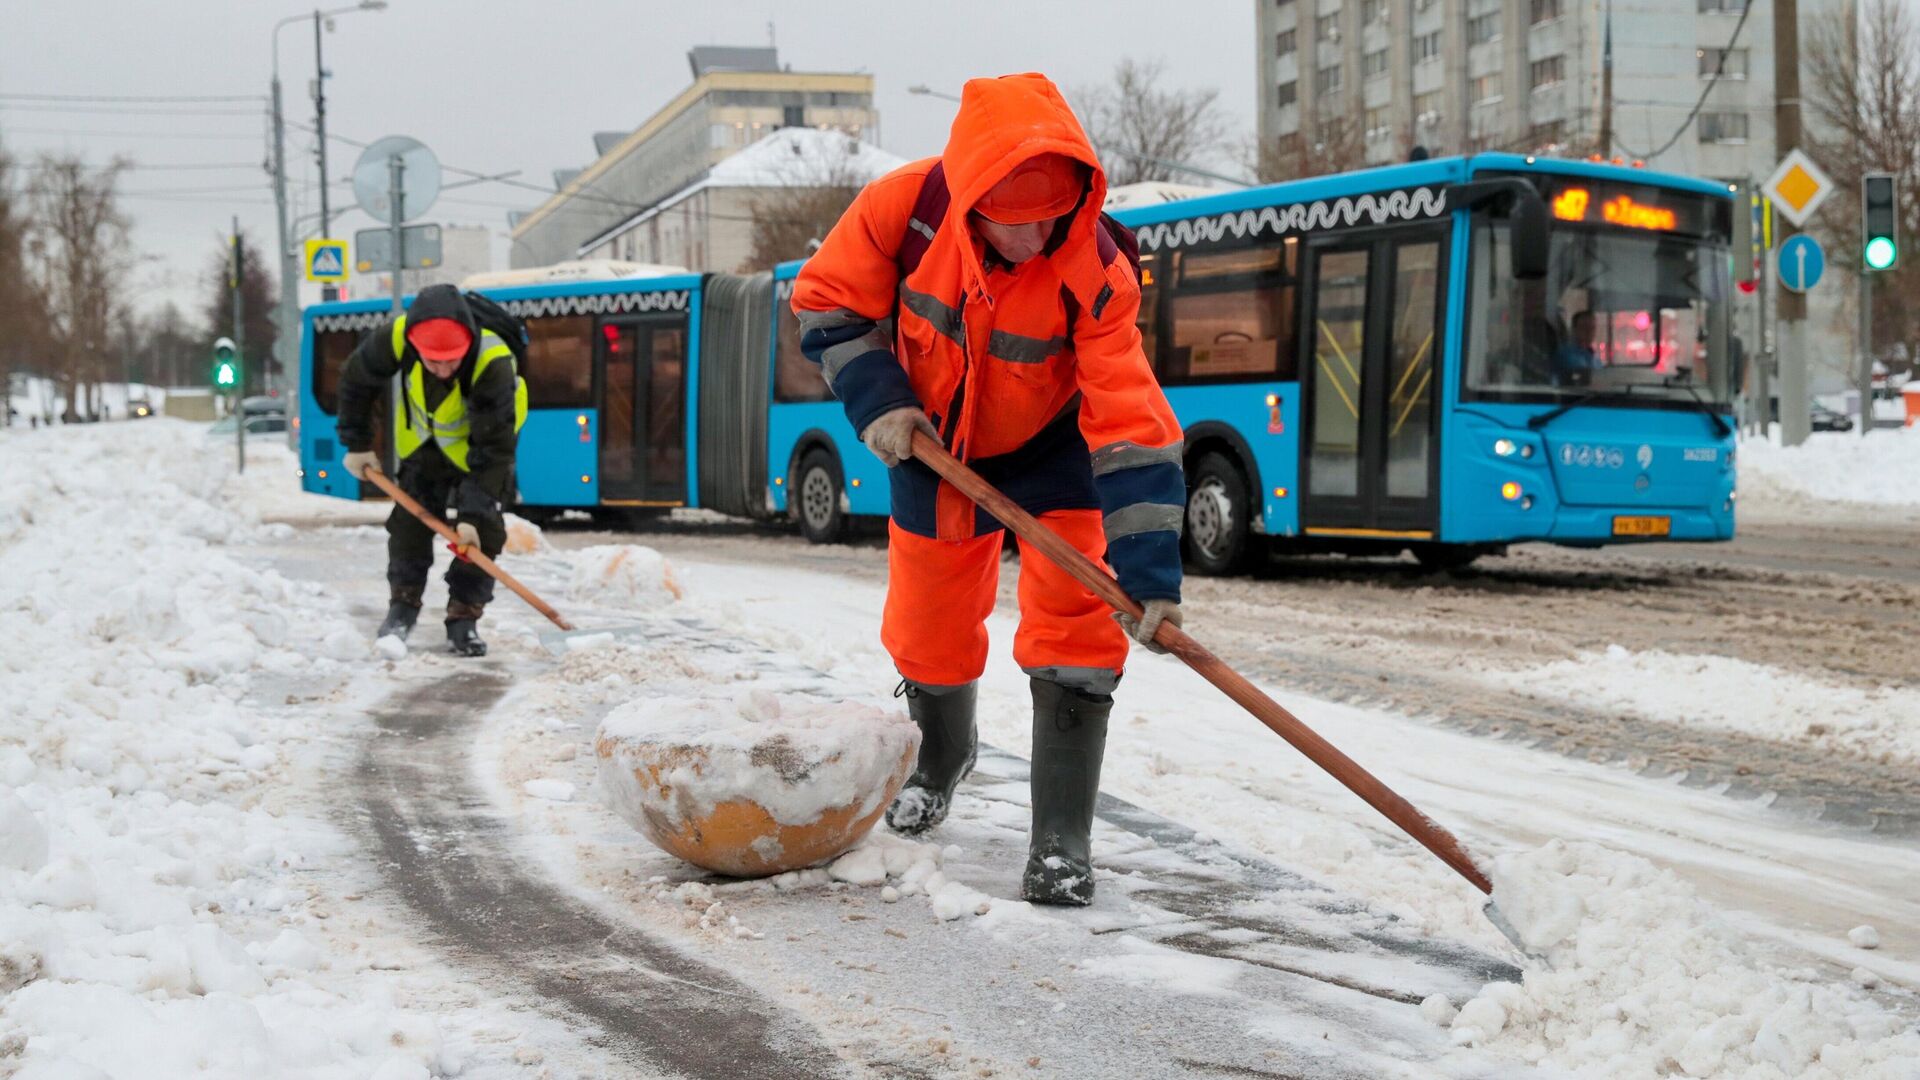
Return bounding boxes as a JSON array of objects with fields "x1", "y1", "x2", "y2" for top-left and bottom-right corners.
[{"x1": 1778, "y1": 234, "x2": 1825, "y2": 293}]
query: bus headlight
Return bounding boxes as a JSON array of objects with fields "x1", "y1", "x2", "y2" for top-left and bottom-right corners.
[{"x1": 1494, "y1": 438, "x2": 1517, "y2": 457}]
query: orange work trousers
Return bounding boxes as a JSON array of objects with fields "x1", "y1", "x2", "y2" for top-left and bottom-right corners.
[{"x1": 882, "y1": 508, "x2": 1129, "y2": 695}]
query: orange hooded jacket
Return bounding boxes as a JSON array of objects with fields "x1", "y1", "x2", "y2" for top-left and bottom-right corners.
[{"x1": 793, "y1": 73, "x2": 1184, "y2": 602}]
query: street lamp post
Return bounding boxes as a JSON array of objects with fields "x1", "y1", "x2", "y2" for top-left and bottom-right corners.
[{"x1": 269, "y1": 2, "x2": 385, "y2": 395}]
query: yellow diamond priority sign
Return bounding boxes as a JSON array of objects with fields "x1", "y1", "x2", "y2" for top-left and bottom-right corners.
[{"x1": 1761, "y1": 149, "x2": 1834, "y2": 229}]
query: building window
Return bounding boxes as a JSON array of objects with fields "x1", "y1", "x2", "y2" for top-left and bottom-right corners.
[
  {"x1": 1317, "y1": 13, "x2": 1340, "y2": 42},
  {"x1": 1361, "y1": 0, "x2": 1388, "y2": 23},
  {"x1": 1277, "y1": 80, "x2": 1299, "y2": 108},
  {"x1": 1276, "y1": 28, "x2": 1297, "y2": 56},
  {"x1": 1471, "y1": 73, "x2": 1502, "y2": 105},
  {"x1": 1530, "y1": 56, "x2": 1565, "y2": 90},
  {"x1": 1316, "y1": 64, "x2": 1343, "y2": 94},
  {"x1": 1699, "y1": 111, "x2": 1749, "y2": 143},
  {"x1": 1414, "y1": 90, "x2": 1443, "y2": 125},
  {"x1": 1698, "y1": 0, "x2": 1747, "y2": 11},
  {"x1": 1699, "y1": 47, "x2": 1748, "y2": 78},
  {"x1": 1469, "y1": 13, "x2": 1501, "y2": 45},
  {"x1": 1415, "y1": 31, "x2": 1443, "y2": 63},
  {"x1": 781, "y1": 104, "x2": 804, "y2": 128},
  {"x1": 1365, "y1": 106, "x2": 1392, "y2": 139},
  {"x1": 1363, "y1": 49, "x2": 1389, "y2": 79},
  {"x1": 1531, "y1": 0, "x2": 1563, "y2": 22}
]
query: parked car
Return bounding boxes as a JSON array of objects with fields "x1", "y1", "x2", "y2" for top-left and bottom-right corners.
[
  {"x1": 1809, "y1": 402, "x2": 1854, "y2": 432},
  {"x1": 128, "y1": 398, "x2": 154, "y2": 419},
  {"x1": 208, "y1": 398, "x2": 288, "y2": 439}
]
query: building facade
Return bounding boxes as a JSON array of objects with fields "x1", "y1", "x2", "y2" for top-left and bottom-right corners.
[
  {"x1": 510, "y1": 47, "x2": 877, "y2": 268},
  {"x1": 1255, "y1": 0, "x2": 1849, "y2": 187}
]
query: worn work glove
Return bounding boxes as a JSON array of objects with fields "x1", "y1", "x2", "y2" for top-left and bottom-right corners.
[
  {"x1": 342, "y1": 450, "x2": 380, "y2": 479},
  {"x1": 1114, "y1": 599, "x2": 1183, "y2": 655},
  {"x1": 862, "y1": 406, "x2": 940, "y2": 468},
  {"x1": 455, "y1": 521, "x2": 481, "y2": 556}
]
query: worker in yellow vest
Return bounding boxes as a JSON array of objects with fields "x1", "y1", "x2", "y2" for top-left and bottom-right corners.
[{"x1": 338, "y1": 284, "x2": 526, "y2": 656}]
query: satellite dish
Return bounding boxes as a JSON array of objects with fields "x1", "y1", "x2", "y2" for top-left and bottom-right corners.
[{"x1": 351, "y1": 135, "x2": 440, "y2": 224}]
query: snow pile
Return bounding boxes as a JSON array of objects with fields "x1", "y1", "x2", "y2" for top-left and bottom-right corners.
[
  {"x1": 1739, "y1": 427, "x2": 1920, "y2": 507},
  {"x1": 565, "y1": 543, "x2": 685, "y2": 604},
  {"x1": 596, "y1": 689, "x2": 918, "y2": 875},
  {"x1": 501, "y1": 512, "x2": 551, "y2": 556},
  {"x1": 1483, "y1": 645, "x2": 1917, "y2": 763},
  {"x1": 821, "y1": 832, "x2": 992, "y2": 920},
  {"x1": 0, "y1": 422, "x2": 460, "y2": 1077},
  {"x1": 1448, "y1": 840, "x2": 1920, "y2": 1078}
]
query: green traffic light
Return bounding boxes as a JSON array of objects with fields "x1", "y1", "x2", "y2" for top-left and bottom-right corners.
[
  {"x1": 215, "y1": 361, "x2": 237, "y2": 387},
  {"x1": 1865, "y1": 235, "x2": 1897, "y2": 270}
]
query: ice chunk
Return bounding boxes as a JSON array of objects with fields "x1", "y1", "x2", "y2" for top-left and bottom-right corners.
[
  {"x1": 1848, "y1": 924, "x2": 1880, "y2": 950},
  {"x1": 374, "y1": 634, "x2": 408, "y2": 660},
  {"x1": 522, "y1": 778, "x2": 575, "y2": 802},
  {"x1": 1418, "y1": 994, "x2": 1456, "y2": 1026}
]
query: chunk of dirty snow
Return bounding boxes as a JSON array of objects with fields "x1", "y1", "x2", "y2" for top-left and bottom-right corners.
[
  {"x1": 1851, "y1": 967, "x2": 1880, "y2": 989},
  {"x1": 260, "y1": 929, "x2": 322, "y2": 972},
  {"x1": 1848, "y1": 924, "x2": 1880, "y2": 950},
  {"x1": 880, "y1": 886, "x2": 900, "y2": 904},
  {"x1": 374, "y1": 634, "x2": 408, "y2": 660},
  {"x1": 1466, "y1": 839, "x2": 1920, "y2": 1077},
  {"x1": 827, "y1": 843, "x2": 889, "y2": 886},
  {"x1": 1419, "y1": 994, "x2": 1456, "y2": 1026},
  {"x1": 565, "y1": 544, "x2": 683, "y2": 604},
  {"x1": 0, "y1": 792, "x2": 49, "y2": 873},
  {"x1": 926, "y1": 873, "x2": 992, "y2": 920},
  {"x1": 523, "y1": 778, "x2": 575, "y2": 802}
]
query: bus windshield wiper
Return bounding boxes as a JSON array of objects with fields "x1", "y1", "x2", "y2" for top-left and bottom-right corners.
[
  {"x1": 1527, "y1": 383, "x2": 1635, "y2": 431},
  {"x1": 1663, "y1": 374, "x2": 1733, "y2": 438}
]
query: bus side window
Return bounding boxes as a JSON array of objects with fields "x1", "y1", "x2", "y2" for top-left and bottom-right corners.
[
  {"x1": 312, "y1": 330, "x2": 358, "y2": 415},
  {"x1": 774, "y1": 300, "x2": 833, "y2": 403},
  {"x1": 1136, "y1": 253, "x2": 1160, "y2": 373},
  {"x1": 1163, "y1": 239, "x2": 1297, "y2": 386},
  {"x1": 523, "y1": 315, "x2": 594, "y2": 406}
]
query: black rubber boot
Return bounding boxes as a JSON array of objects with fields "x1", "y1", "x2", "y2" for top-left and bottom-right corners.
[
  {"x1": 885, "y1": 680, "x2": 978, "y2": 836},
  {"x1": 1021, "y1": 677, "x2": 1112, "y2": 906},
  {"x1": 445, "y1": 600, "x2": 487, "y2": 657},
  {"x1": 377, "y1": 587, "x2": 423, "y2": 641}
]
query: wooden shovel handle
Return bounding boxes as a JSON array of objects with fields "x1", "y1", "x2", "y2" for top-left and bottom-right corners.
[
  {"x1": 360, "y1": 467, "x2": 575, "y2": 632},
  {"x1": 909, "y1": 431, "x2": 1491, "y2": 894}
]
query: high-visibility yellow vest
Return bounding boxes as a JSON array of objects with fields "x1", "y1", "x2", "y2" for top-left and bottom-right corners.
[{"x1": 389, "y1": 315, "x2": 528, "y2": 471}]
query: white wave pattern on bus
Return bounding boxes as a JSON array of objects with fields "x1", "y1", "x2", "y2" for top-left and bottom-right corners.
[
  {"x1": 501, "y1": 289, "x2": 690, "y2": 319},
  {"x1": 1133, "y1": 187, "x2": 1448, "y2": 252}
]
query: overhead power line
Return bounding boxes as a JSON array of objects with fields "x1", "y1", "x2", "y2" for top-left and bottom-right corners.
[
  {"x1": 0, "y1": 92, "x2": 263, "y2": 103},
  {"x1": 1613, "y1": 1, "x2": 1757, "y2": 160},
  {"x1": 0, "y1": 103, "x2": 265, "y2": 117},
  {"x1": 0, "y1": 127, "x2": 259, "y2": 141}
]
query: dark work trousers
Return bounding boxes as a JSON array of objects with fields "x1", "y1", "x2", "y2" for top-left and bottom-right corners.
[{"x1": 386, "y1": 446, "x2": 507, "y2": 618}]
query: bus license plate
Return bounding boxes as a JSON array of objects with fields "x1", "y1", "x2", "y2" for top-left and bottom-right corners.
[{"x1": 1612, "y1": 515, "x2": 1671, "y2": 537}]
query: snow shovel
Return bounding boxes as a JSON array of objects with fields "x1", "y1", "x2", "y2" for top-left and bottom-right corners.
[
  {"x1": 907, "y1": 431, "x2": 1532, "y2": 951},
  {"x1": 360, "y1": 467, "x2": 575, "y2": 632}
]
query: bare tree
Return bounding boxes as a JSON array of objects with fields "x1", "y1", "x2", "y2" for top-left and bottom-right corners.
[
  {"x1": 1807, "y1": 0, "x2": 1920, "y2": 381},
  {"x1": 200, "y1": 230, "x2": 279, "y2": 384},
  {"x1": 737, "y1": 136, "x2": 881, "y2": 272},
  {"x1": 1243, "y1": 112, "x2": 1369, "y2": 185},
  {"x1": 1077, "y1": 58, "x2": 1231, "y2": 186},
  {"x1": 0, "y1": 138, "x2": 45, "y2": 425},
  {"x1": 24, "y1": 154, "x2": 132, "y2": 422}
]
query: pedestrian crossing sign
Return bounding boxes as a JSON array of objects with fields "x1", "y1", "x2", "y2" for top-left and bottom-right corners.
[{"x1": 305, "y1": 238, "x2": 348, "y2": 283}]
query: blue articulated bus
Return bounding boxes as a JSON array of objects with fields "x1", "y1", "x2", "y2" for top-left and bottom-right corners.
[{"x1": 301, "y1": 153, "x2": 1737, "y2": 575}]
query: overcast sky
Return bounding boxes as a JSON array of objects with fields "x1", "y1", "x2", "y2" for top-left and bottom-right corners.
[{"x1": 2, "y1": 1, "x2": 1256, "y2": 320}]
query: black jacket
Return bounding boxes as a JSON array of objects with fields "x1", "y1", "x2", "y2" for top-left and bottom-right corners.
[{"x1": 336, "y1": 284, "x2": 517, "y2": 510}]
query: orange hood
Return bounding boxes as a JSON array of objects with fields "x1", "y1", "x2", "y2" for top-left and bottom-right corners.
[{"x1": 941, "y1": 73, "x2": 1111, "y2": 310}]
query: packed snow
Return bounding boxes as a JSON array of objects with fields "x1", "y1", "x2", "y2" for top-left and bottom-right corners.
[
  {"x1": 1482, "y1": 644, "x2": 1919, "y2": 763},
  {"x1": 1739, "y1": 426, "x2": 1920, "y2": 508}
]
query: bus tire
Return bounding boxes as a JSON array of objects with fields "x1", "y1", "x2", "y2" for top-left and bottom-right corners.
[
  {"x1": 793, "y1": 448, "x2": 849, "y2": 545},
  {"x1": 1183, "y1": 451, "x2": 1253, "y2": 576},
  {"x1": 1413, "y1": 544, "x2": 1481, "y2": 573}
]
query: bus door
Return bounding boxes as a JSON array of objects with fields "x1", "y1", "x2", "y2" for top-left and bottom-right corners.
[
  {"x1": 595, "y1": 314, "x2": 688, "y2": 504},
  {"x1": 1301, "y1": 229, "x2": 1445, "y2": 537}
]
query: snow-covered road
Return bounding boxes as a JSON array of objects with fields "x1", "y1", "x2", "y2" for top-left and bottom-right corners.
[{"x1": 3, "y1": 421, "x2": 1915, "y2": 1079}]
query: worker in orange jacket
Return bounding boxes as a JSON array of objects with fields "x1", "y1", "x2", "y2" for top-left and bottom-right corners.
[{"x1": 793, "y1": 73, "x2": 1186, "y2": 905}]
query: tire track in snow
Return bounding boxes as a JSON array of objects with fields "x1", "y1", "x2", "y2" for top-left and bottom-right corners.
[{"x1": 353, "y1": 670, "x2": 852, "y2": 1079}]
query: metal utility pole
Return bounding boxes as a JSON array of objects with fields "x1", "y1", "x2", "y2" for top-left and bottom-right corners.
[
  {"x1": 314, "y1": 10, "x2": 332, "y2": 242},
  {"x1": 232, "y1": 217, "x2": 247, "y2": 476},
  {"x1": 270, "y1": 22, "x2": 298, "y2": 402},
  {"x1": 1773, "y1": 0, "x2": 1811, "y2": 446},
  {"x1": 389, "y1": 154, "x2": 406, "y2": 314},
  {"x1": 1598, "y1": 0, "x2": 1614, "y2": 157}
]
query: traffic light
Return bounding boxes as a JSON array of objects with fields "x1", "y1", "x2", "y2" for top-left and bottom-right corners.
[
  {"x1": 1863, "y1": 173, "x2": 1898, "y2": 272},
  {"x1": 212, "y1": 336, "x2": 240, "y2": 393}
]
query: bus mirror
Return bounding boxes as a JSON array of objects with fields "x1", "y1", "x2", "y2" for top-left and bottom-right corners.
[
  {"x1": 1451, "y1": 177, "x2": 1549, "y2": 280},
  {"x1": 1509, "y1": 189, "x2": 1549, "y2": 281}
]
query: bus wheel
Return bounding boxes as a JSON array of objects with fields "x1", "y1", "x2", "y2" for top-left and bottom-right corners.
[
  {"x1": 794, "y1": 449, "x2": 849, "y2": 544},
  {"x1": 1184, "y1": 452, "x2": 1252, "y2": 576},
  {"x1": 1413, "y1": 544, "x2": 1481, "y2": 573}
]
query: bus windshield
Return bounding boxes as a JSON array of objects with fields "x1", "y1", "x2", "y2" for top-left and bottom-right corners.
[{"x1": 1465, "y1": 207, "x2": 1733, "y2": 408}]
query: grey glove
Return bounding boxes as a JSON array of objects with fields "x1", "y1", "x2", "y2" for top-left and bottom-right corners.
[
  {"x1": 1114, "y1": 599, "x2": 1183, "y2": 655},
  {"x1": 862, "y1": 406, "x2": 940, "y2": 468},
  {"x1": 455, "y1": 521, "x2": 481, "y2": 555},
  {"x1": 342, "y1": 450, "x2": 379, "y2": 478}
]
